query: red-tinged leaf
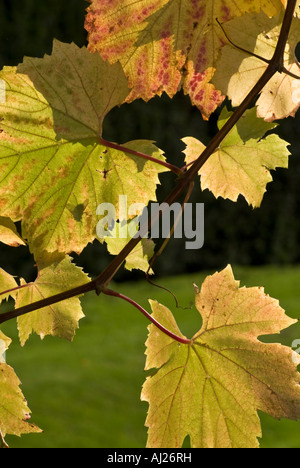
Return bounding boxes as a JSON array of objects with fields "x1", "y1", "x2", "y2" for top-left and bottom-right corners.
[{"x1": 85, "y1": 0, "x2": 284, "y2": 119}]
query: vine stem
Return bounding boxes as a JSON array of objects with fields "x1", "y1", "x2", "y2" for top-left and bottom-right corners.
[
  {"x1": 0, "y1": 282, "x2": 31, "y2": 297},
  {"x1": 101, "y1": 287, "x2": 191, "y2": 345},
  {"x1": 92, "y1": 0, "x2": 298, "y2": 289},
  {"x1": 216, "y1": 17, "x2": 300, "y2": 81},
  {"x1": 0, "y1": 0, "x2": 297, "y2": 337},
  {"x1": 99, "y1": 137, "x2": 183, "y2": 176},
  {"x1": 0, "y1": 280, "x2": 97, "y2": 325}
]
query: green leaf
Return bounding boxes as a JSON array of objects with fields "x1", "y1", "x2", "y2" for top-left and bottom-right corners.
[
  {"x1": 85, "y1": 0, "x2": 283, "y2": 119},
  {"x1": 0, "y1": 330, "x2": 11, "y2": 364},
  {"x1": 0, "y1": 40, "x2": 167, "y2": 258},
  {"x1": 104, "y1": 218, "x2": 155, "y2": 273},
  {"x1": 0, "y1": 363, "x2": 41, "y2": 442},
  {"x1": 183, "y1": 107, "x2": 290, "y2": 207},
  {"x1": 212, "y1": 11, "x2": 300, "y2": 121},
  {"x1": 0, "y1": 268, "x2": 18, "y2": 303},
  {"x1": 0, "y1": 335, "x2": 41, "y2": 443},
  {"x1": 16, "y1": 255, "x2": 90, "y2": 346},
  {"x1": 0, "y1": 217, "x2": 26, "y2": 247},
  {"x1": 142, "y1": 265, "x2": 300, "y2": 448}
]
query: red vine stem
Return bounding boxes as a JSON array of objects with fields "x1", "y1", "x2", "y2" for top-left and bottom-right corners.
[
  {"x1": 102, "y1": 287, "x2": 191, "y2": 345},
  {"x1": 216, "y1": 17, "x2": 300, "y2": 80},
  {"x1": 0, "y1": 282, "x2": 31, "y2": 297},
  {"x1": 0, "y1": 0, "x2": 297, "y2": 336},
  {"x1": 99, "y1": 137, "x2": 183, "y2": 176}
]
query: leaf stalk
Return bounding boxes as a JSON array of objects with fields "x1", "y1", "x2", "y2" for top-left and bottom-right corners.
[{"x1": 101, "y1": 287, "x2": 191, "y2": 345}]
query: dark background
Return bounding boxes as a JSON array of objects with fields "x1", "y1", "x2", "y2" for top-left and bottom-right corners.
[{"x1": 0, "y1": 0, "x2": 299, "y2": 282}]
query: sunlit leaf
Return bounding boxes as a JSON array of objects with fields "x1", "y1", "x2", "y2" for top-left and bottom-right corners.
[
  {"x1": 16, "y1": 255, "x2": 90, "y2": 346},
  {"x1": 85, "y1": 0, "x2": 283, "y2": 119},
  {"x1": 0, "y1": 217, "x2": 26, "y2": 247},
  {"x1": 183, "y1": 107, "x2": 290, "y2": 207},
  {"x1": 142, "y1": 265, "x2": 300, "y2": 448},
  {"x1": 0, "y1": 41, "x2": 167, "y2": 258},
  {"x1": 213, "y1": 11, "x2": 300, "y2": 121}
]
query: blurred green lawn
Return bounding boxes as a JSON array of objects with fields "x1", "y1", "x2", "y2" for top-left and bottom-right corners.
[{"x1": 1, "y1": 265, "x2": 300, "y2": 448}]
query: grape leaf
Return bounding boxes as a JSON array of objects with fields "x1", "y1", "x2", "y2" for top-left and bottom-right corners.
[
  {"x1": 85, "y1": 0, "x2": 284, "y2": 119},
  {"x1": 142, "y1": 265, "x2": 300, "y2": 448},
  {"x1": 0, "y1": 40, "x2": 167, "y2": 258},
  {"x1": 103, "y1": 218, "x2": 155, "y2": 273},
  {"x1": 0, "y1": 277, "x2": 40, "y2": 444},
  {"x1": 0, "y1": 330, "x2": 11, "y2": 363},
  {"x1": 0, "y1": 217, "x2": 26, "y2": 247},
  {"x1": 16, "y1": 255, "x2": 90, "y2": 346},
  {"x1": 0, "y1": 334, "x2": 41, "y2": 444},
  {"x1": 183, "y1": 107, "x2": 290, "y2": 207},
  {"x1": 213, "y1": 11, "x2": 300, "y2": 121},
  {"x1": 0, "y1": 363, "x2": 41, "y2": 443},
  {"x1": 0, "y1": 268, "x2": 18, "y2": 303}
]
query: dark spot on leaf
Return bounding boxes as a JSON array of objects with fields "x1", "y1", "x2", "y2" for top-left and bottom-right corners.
[
  {"x1": 96, "y1": 168, "x2": 112, "y2": 179},
  {"x1": 72, "y1": 204, "x2": 86, "y2": 222}
]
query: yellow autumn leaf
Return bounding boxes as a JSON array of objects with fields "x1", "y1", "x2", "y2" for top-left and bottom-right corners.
[
  {"x1": 142, "y1": 265, "x2": 300, "y2": 448},
  {"x1": 0, "y1": 217, "x2": 26, "y2": 247},
  {"x1": 16, "y1": 256, "x2": 90, "y2": 346},
  {"x1": 0, "y1": 363, "x2": 41, "y2": 443},
  {"x1": 0, "y1": 268, "x2": 18, "y2": 303},
  {"x1": 213, "y1": 11, "x2": 300, "y2": 121},
  {"x1": 85, "y1": 0, "x2": 283, "y2": 119},
  {"x1": 0, "y1": 41, "x2": 167, "y2": 258},
  {"x1": 0, "y1": 331, "x2": 41, "y2": 445},
  {"x1": 103, "y1": 218, "x2": 155, "y2": 273},
  {"x1": 182, "y1": 107, "x2": 290, "y2": 207}
]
